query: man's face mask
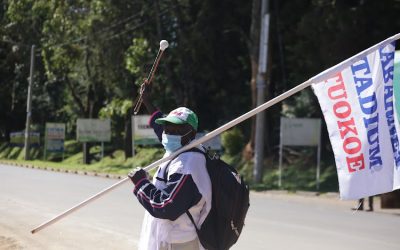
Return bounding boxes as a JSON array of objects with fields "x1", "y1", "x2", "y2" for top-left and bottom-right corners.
[{"x1": 161, "y1": 130, "x2": 192, "y2": 153}]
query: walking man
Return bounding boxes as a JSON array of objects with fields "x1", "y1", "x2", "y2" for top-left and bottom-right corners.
[{"x1": 128, "y1": 88, "x2": 211, "y2": 250}]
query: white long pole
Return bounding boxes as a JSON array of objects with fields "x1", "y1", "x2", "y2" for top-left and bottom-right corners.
[{"x1": 31, "y1": 33, "x2": 400, "y2": 234}]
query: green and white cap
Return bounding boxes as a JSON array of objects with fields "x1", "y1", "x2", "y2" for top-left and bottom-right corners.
[{"x1": 155, "y1": 107, "x2": 198, "y2": 131}]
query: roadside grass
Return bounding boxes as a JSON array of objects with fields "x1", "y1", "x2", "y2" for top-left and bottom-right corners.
[
  {"x1": 222, "y1": 147, "x2": 339, "y2": 193},
  {"x1": 0, "y1": 141, "x2": 164, "y2": 176},
  {"x1": 0, "y1": 141, "x2": 338, "y2": 193}
]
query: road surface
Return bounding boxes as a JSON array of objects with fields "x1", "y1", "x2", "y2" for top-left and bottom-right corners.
[{"x1": 1, "y1": 163, "x2": 399, "y2": 249}]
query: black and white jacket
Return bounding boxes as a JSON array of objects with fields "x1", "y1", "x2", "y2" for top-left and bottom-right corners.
[{"x1": 133, "y1": 111, "x2": 212, "y2": 250}]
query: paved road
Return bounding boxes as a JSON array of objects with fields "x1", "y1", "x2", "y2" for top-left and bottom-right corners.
[{"x1": 1, "y1": 164, "x2": 399, "y2": 250}]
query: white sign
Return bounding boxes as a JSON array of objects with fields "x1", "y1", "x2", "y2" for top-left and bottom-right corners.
[
  {"x1": 10, "y1": 131, "x2": 40, "y2": 147},
  {"x1": 45, "y1": 123, "x2": 65, "y2": 152},
  {"x1": 132, "y1": 115, "x2": 159, "y2": 145},
  {"x1": 46, "y1": 123, "x2": 65, "y2": 140},
  {"x1": 280, "y1": 118, "x2": 321, "y2": 146},
  {"x1": 279, "y1": 117, "x2": 322, "y2": 189},
  {"x1": 77, "y1": 119, "x2": 111, "y2": 142}
]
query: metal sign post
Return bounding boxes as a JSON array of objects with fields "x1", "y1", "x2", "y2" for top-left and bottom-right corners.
[
  {"x1": 279, "y1": 118, "x2": 321, "y2": 190},
  {"x1": 24, "y1": 45, "x2": 35, "y2": 160},
  {"x1": 77, "y1": 119, "x2": 111, "y2": 163}
]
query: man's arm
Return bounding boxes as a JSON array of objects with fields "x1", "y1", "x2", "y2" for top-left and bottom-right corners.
[
  {"x1": 141, "y1": 82, "x2": 157, "y2": 114},
  {"x1": 148, "y1": 111, "x2": 163, "y2": 142},
  {"x1": 141, "y1": 81, "x2": 163, "y2": 141},
  {"x1": 131, "y1": 170, "x2": 202, "y2": 221}
]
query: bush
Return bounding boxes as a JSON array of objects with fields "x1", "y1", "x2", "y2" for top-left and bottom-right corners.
[{"x1": 221, "y1": 127, "x2": 245, "y2": 155}]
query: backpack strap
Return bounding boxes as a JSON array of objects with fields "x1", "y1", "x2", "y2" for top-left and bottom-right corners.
[
  {"x1": 155, "y1": 176, "x2": 168, "y2": 182},
  {"x1": 186, "y1": 211, "x2": 200, "y2": 233},
  {"x1": 184, "y1": 147, "x2": 207, "y2": 238},
  {"x1": 159, "y1": 147, "x2": 207, "y2": 238},
  {"x1": 161, "y1": 156, "x2": 176, "y2": 182},
  {"x1": 158, "y1": 152, "x2": 184, "y2": 183}
]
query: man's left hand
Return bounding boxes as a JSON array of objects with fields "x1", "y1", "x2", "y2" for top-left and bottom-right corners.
[{"x1": 128, "y1": 167, "x2": 149, "y2": 185}]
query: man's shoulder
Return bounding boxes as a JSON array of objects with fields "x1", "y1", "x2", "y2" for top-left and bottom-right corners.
[
  {"x1": 169, "y1": 148, "x2": 206, "y2": 173},
  {"x1": 179, "y1": 147, "x2": 206, "y2": 160}
]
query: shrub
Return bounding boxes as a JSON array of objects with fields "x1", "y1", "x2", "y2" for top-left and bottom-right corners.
[{"x1": 221, "y1": 127, "x2": 245, "y2": 155}]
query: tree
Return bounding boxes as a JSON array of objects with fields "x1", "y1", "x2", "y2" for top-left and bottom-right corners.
[
  {"x1": 1, "y1": 0, "x2": 50, "y2": 141},
  {"x1": 40, "y1": 0, "x2": 143, "y2": 162}
]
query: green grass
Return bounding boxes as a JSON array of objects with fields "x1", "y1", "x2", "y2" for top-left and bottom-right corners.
[
  {"x1": 0, "y1": 141, "x2": 339, "y2": 193},
  {"x1": 221, "y1": 147, "x2": 339, "y2": 193},
  {"x1": 0, "y1": 141, "x2": 164, "y2": 176},
  {"x1": 248, "y1": 164, "x2": 338, "y2": 193}
]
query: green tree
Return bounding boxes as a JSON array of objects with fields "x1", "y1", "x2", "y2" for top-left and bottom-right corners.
[
  {"x1": 1, "y1": 0, "x2": 50, "y2": 140},
  {"x1": 40, "y1": 0, "x2": 144, "y2": 162}
]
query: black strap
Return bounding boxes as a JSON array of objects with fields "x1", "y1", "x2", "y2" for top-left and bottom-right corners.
[
  {"x1": 184, "y1": 148, "x2": 207, "y2": 236},
  {"x1": 158, "y1": 153, "x2": 181, "y2": 183},
  {"x1": 186, "y1": 211, "x2": 200, "y2": 233},
  {"x1": 159, "y1": 147, "x2": 206, "y2": 237},
  {"x1": 155, "y1": 176, "x2": 168, "y2": 182},
  {"x1": 162, "y1": 157, "x2": 175, "y2": 182}
]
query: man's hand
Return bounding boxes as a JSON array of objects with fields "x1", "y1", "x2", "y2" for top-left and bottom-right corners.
[{"x1": 128, "y1": 167, "x2": 149, "y2": 185}]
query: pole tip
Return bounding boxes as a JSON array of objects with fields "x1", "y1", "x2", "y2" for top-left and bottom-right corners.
[{"x1": 160, "y1": 40, "x2": 169, "y2": 51}]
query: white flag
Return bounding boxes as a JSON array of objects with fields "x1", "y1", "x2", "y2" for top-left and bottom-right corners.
[{"x1": 312, "y1": 41, "x2": 400, "y2": 200}]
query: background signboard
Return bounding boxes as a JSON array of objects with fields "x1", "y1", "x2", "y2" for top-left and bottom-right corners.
[
  {"x1": 132, "y1": 115, "x2": 160, "y2": 145},
  {"x1": 77, "y1": 119, "x2": 111, "y2": 142},
  {"x1": 280, "y1": 118, "x2": 321, "y2": 146},
  {"x1": 279, "y1": 117, "x2": 322, "y2": 189},
  {"x1": 10, "y1": 131, "x2": 40, "y2": 147},
  {"x1": 45, "y1": 123, "x2": 65, "y2": 152}
]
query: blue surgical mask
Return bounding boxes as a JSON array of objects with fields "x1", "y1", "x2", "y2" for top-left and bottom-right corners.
[
  {"x1": 162, "y1": 133, "x2": 182, "y2": 153},
  {"x1": 161, "y1": 130, "x2": 192, "y2": 153}
]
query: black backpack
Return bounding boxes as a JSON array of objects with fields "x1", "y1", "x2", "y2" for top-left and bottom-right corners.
[{"x1": 164, "y1": 148, "x2": 250, "y2": 250}]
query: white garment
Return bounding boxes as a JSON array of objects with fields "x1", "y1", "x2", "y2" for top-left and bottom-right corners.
[
  {"x1": 159, "y1": 237, "x2": 201, "y2": 250},
  {"x1": 138, "y1": 149, "x2": 212, "y2": 250}
]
